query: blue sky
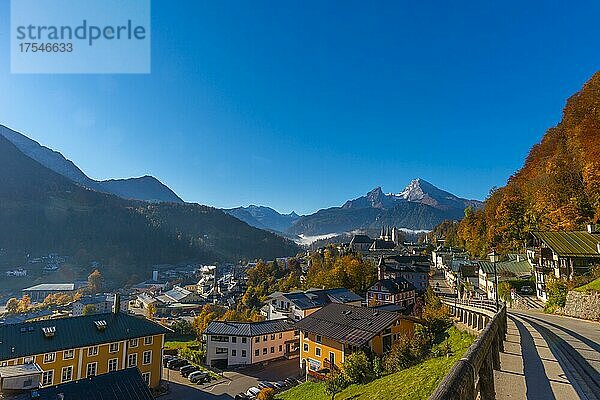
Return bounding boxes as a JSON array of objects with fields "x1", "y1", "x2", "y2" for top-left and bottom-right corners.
[{"x1": 1, "y1": 1, "x2": 599, "y2": 214}]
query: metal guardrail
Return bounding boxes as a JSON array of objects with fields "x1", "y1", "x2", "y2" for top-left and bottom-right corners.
[{"x1": 429, "y1": 299, "x2": 507, "y2": 400}]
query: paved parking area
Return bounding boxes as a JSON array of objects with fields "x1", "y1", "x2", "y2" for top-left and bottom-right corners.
[{"x1": 161, "y1": 358, "x2": 303, "y2": 399}]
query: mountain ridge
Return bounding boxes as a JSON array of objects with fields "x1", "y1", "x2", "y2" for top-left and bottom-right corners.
[
  {"x1": 289, "y1": 179, "x2": 482, "y2": 235},
  {"x1": 224, "y1": 205, "x2": 300, "y2": 233},
  {"x1": 0, "y1": 129, "x2": 299, "y2": 285},
  {"x1": 0, "y1": 124, "x2": 184, "y2": 203}
]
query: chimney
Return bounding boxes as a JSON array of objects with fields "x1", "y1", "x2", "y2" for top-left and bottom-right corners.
[
  {"x1": 152, "y1": 270, "x2": 159, "y2": 281},
  {"x1": 112, "y1": 294, "x2": 121, "y2": 314}
]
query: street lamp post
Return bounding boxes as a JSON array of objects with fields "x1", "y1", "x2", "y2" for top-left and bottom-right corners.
[{"x1": 489, "y1": 249, "x2": 500, "y2": 311}]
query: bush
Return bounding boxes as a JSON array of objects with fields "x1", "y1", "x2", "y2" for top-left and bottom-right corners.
[
  {"x1": 342, "y1": 351, "x2": 372, "y2": 384},
  {"x1": 383, "y1": 332, "x2": 431, "y2": 373},
  {"x1": 257, "y1": 387, "x2": 275, "y2": 400},
  {"x1": 545, "y1": 275, "x2": 568, "y2": 313},
  {"x1": 179, "y1": 346, "x2": 205, "y2": 365},
  {"x1": 324, "y1": 371, "x2": 348, "y2": 400}
]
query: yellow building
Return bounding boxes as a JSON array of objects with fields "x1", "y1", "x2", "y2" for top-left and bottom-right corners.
[
  {"x1": 0, "y1": 308, "x2": 168, "y2": 389},
  {"x1": 295, "y1": 303, "x2": 415, "y2": 375}
]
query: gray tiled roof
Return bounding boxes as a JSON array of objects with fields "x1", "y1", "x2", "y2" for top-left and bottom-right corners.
[
  {"x1": 203, "y1": 319, "x2": 295, "y2": 337},
  {"x1": 294, "y1": 303, "x2": 401, "y2": 347},
  {"x1": 368, "y1": 277, "x2": 415, "y2": 294},
  {"x1": 7, "y1": 368, "x2": 154, "y2": 400},
  {"x1": 271, "y1": 288, "x2": 362, "y2": 310},
  {"x1": 0, "y1": 312, "x2": 169, "y2": 361}
]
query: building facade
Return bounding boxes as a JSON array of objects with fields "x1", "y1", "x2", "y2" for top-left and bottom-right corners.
[
  {"x1": 295, "y1": 303, "x2": 416, "y2": 377},
  {"x1": 0, "y1": 309, "x2": 168, "y2": 389},
  {"x1": 263, "y1": 288, "x2": 363, "y2": 321},
  {"x1": 528, "y1": 227, "x2": 600, "y2": 301},
  {"x1": 203, "y1": 319, "x2": 298, "y2": 369}
]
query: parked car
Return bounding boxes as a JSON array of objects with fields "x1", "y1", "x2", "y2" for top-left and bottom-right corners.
[
  {"x1": 272, "y1": 381, "x2": 286, "y2": 390},
  {"x1": 162, "y1": 355, "x2": 176, "y2": 367},
  {"x1": 189, "y1": 371, "x2": 209, "y2": 383},
  {"x1": 245, "y1": 387, "x2": 261, "y2": 398},
  {"x1": 520, "y1": 285, "x2": 534, "y2": 295},
  {"x1": 258, "y1": 381, "x2": 275, "y2": 390},
  {"x1": 235, "y1": 394, "x2": 251, "y2": 400},
  {"x1": 167, "y1": 359, "x2": 188, "y2": 370},
  {"x1": 180, "y1": 365, "x2": 199, "y2": 377}
]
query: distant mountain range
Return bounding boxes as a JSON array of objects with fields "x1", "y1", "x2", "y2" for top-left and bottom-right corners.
[
  {"x1": 224, "y1": 206, "x2": 300, "y2": 233},
  {"x1": 287, "y1": 179, "x2": 482, "y2": 236},
  {"x1": 0, "y1": 126, "x2": 298, "y2": 285},
  {"x1": 0, "y1": 125, "x2": 183, "y2": 203}
]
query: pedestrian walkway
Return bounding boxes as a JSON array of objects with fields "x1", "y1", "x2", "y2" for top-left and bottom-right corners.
[{"x1": 495, "y1": 310, "x2": 600, "y2": 400}]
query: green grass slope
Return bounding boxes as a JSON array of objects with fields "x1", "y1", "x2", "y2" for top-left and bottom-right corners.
[{"x1": 278, "y1": 327, "x2": 474, "y2": 400}]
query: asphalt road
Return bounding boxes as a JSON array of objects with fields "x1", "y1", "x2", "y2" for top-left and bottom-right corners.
[
  {"x1": 496, "y1": 309, "x2": 600, "y2": 400},
  {"x1": 162, "y1": 358, "x2": 303, "y2": 400}
]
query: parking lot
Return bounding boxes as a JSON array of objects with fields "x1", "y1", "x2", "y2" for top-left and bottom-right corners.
[{"x1": 161, "y1": 358, "x2": 303, "y2": 399}]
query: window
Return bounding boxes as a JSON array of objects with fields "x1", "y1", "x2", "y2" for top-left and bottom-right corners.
[
  {"x1": 303, "y1": 343, "x2": 308, "y2": 352},
  {"x1": 270, "y1": 347, "x2": 274, "y2": 354},
  {"x1": 316, "y1": 335, "x2": 322, "y2": 344},
  {"x1": 24, "y1": 356, "x2": 34, "y2": 364},
  {"x1": 61, "y1": 366, "x2": 73, "y2": 383},
  {"x1": 144, "y1": 336, "x2": 153, "y2": 345},
  {"x1": 86, "y1": 362, "x2": 97, "y2": 377},
  {"x1": 127, "y1": 353, "x2": 137, "y2": 368},
  {"x1": 215, "y1": 348, "x2": 228, "y2": 354},
  {"x1": 42, "y1": 370, "x2": 53, "y2": 386},
  {"x1": 88, "y1": 346, "x2": 98, "y2": 356},
  {"x1": 263, "y1": 335, "x2": 267, "y2": 342},
  {"x1": 270, "y1": 334, "x2": 275, "y2": 340},
  {"x1": 43, "y1": 352, "x2": 55, "y2": 363},
  {"x1": 142, "y1": 350, "x2": 152, "y2": 365},
  {"x1": 63, "y1": 349, "x2": 74, "y2": 360},
  {"x1": 109, "y1": 343, "x2": 119, "y2": 353},
  {"x1": 255, "y1": 349, "x2": 259, "y2": 357},
  {"x1": 279, "y1": 345, "x2": 282, "y2": 352},
  {"x1": 241, "y1": 337, "x2": 247, "y2": 344},
  {"x1": 108, "y1": 358, "x2": 118, "y2": 372},
  {"x1": 232, "y1": 336, "x2": 237, "y2": 343},
  {"x1": 263, "y1": 348, "x2": 267, "y2": 355},
  {"x1": 142, "y1": 372, "x2": 150, "y2": 386},
  {"x1": 315, "y1": 347, "x2": 321, "y2": 357},
  {"x1": 211, "y1": 335, "x2": 229, "y2": 342},
  {"x1": 279, "y1": 333, "x2": 283, "y2": 339},
  {"x1": 241, "y1": 350, "x2": 247, "y2": 357},
  {"x1": 255, "y1": 337, "x2": 260, "y2": 343},
  {"x1": 303, "y1": 332, "x2": 308, "y2": 339},
  {"x1": 231, "y1": 349, "x2": 237, "y2": 356},
  {"x1": 129, "y1": 338, "x2": 139, "y2": 348}
]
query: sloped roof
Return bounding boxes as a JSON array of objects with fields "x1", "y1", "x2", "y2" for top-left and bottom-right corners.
[
  {"x1": 370, "y1": 239, "x2": 396, "y2": 250},
  {"x1": 478, "y1": 260, "x2": 532, "y2": 277},
  {"x1": 203, "y1": 319, "x2": 295, "y2": 337},
  {"x1": 350, "y1": 234, "x2": 374, "y2": 244},
  {"x1": 23, "y1": 283, "x2": 75, "y2": 292},
  {"x1": 163, "y1": 286, "x2": 193, "y2": 301},
  {"x1": 269, "y1": 288, "x2": 362, "y2": 310},
  {"x1": 11, "y1": 368, "x2": 154, "y2": 400},
  {"x1": 294, "y1": 303, "x2": 401, "y2": 347},
  {"x1": 532, "y1": 231, "x2": 600, "y2": 258},
  {"x1": 368, "y1": 277, "x2": 415, "y2": 294},
  {"x1": 0, "y1": 312, "x2": 169, "y2": 361}
]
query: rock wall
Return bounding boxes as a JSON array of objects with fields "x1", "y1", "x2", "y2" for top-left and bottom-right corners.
[{"x1": 558, "y1": 291, "x2": 600, "y2": 321}]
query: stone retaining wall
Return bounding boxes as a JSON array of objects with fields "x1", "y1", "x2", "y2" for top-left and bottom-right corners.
[{"x1": 558, "y1": 291, "x2": 600, "y2": 321}]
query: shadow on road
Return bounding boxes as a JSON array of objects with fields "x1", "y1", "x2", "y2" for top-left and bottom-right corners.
[
  {"x1": 516, "y1": 314, "x2": 600, "y2": 400},
  {"x1": 511, "y1": 315, "x2": 556, "y2": 400}
]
